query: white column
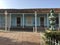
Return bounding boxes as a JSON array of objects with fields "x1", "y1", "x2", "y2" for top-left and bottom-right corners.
[
  {"x1": 23, "y1": 13, "x2": 24, "y2": 28},
  {"x1": 10, "y1": 13, "x2": 11, "y2": 30},
  {"x1": 8, "y1": 13, "x2": 11, "y2": 31},
  {"x1": 59, "y1": 13, "x2": 60, "y2": 28},
  {"x1": 47, "y1": 13, "x2": 49, "y2": 28},
  {"x1": 35, "y1": 11, "x2": 37, "y2": 32},
  {"x1": 5, "y1": 11, "x2": 7, "y2": 31}
]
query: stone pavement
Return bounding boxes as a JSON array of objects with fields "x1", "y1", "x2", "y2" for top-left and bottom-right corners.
[{"x1": 0, "y1": 31, "x2": 41, "y2": 45}]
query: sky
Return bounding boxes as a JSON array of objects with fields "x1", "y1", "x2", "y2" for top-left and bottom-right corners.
[{"x1": 0, "y1": 0, "x2": 60, "y2": 9}]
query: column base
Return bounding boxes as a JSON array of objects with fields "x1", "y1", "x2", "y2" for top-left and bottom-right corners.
[{"x1": 35, "y1": 27, "x2": 37, "y2": 32}]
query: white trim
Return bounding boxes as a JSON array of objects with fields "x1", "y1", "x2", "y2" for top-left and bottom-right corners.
[
  {"x1": 23, "y1": 13, "x2": 24, "y2": 28},
  {"x1": 40, "y1": 16, "x2": 45, "y2": 26},
  {"x1": 39, "y1": 17, "x2": 40, "y2": 26},
  {"x1": 8, "y1": 13, "x2": 11, "y2": 31},
  {"x1": 10, "y1": 13, "x2": 11, "y2": 29},
  {"x1": 5, "y1": 10, "x2": 7, "y2": 31},
  {"x1": 35, "y1": 11, "x2": 37, "y2": 32},
  {"x1": 10, "y1": 13, "x2": 48, "y2": 14},
  {"x1": 0, "y1": 13, "x2": 4, "y2": 14},
  {"x1": 26, "y1": 16, "x2": 32, "y2": 26},
  {"x1": 47, "y1": 13, "x2": 49, "y2": 28},
  {"x1": 0, "y1": 13, "x2": 48, "y2": 14},
  {"x1": 16, "y1": 16, "x2": 21, "y2": 26},
  {"x1": 8, "y1": 13, "x2": 35, "y2": 14},
  {"x1": 59, "y1": 13, "x2": 60, "y2": 28}
]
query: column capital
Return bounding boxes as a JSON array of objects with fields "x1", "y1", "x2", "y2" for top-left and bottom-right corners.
[
  {"x1": 47, "y1": 13, "x2": 49, "y2": 15},
  {"x1": 22, "y1": 13, "x2": 24, "y2": 15},
  {"x1": 5, "y1": 10, "x2": 8, "y2": 15},
  {"x1": 35, "y1": 11, "x2": 37, "y2": 13},
  {"x1": 35, "y1": 11, "x2": 37, "y2": 16},
  {"x1": 22, "y1": 13, "x2": 24, "y2": 14},
  {"x1": 59, "y1": 13, "x2": 60, "y2": 15}
]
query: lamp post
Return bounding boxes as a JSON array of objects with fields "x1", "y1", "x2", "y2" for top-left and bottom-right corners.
[{"x1": 48, "y1": 9, "x2": 56, "y2": 30}]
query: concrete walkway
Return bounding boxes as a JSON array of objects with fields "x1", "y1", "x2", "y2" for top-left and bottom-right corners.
[{"x1": 0, "y1": 31, "x2": 41, "y2": 45}]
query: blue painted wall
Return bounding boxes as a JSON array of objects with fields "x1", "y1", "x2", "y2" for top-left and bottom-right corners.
[
  {"x1": 0, "y1": 14, "x2": 5, "y2": 27},
  {"x1": 37, "y1": 14, "x2": 47, "y2": 26},
  {"x1": 11, "y1": 14, "x2": 22, "y2": 27},
  {"x1": 0, "y1": 13, "x2": 58, "y2": 28},
  {"x1": 24, "y1": 14, "x2": 35, "y2": 26}
]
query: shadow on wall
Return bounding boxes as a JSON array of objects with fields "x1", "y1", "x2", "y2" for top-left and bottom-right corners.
[{"x1": 0, "y1": 37, "x2": 40, "y2": 45}]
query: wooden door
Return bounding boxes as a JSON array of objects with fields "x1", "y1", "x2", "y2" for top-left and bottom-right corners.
[
  {"x1": 17, "y1": 17, "x2": 21, "y2": 27},
  {"x1": 40, "y1": 17, "x2": 44, "y2": 27}
]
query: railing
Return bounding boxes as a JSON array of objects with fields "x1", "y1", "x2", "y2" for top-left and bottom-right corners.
[{"x1": 47, "y1": 37, "x2": 60, "y2": 45}]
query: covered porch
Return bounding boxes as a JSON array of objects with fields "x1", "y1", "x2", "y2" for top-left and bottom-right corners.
[{"x1": 0, "y1": 9, "x2": 60, "y2": 32}]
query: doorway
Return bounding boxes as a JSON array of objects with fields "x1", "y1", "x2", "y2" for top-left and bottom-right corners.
[
  {"x1": 40, "y1": 17, "x2": 44, "y2": 27},
  {"x1": 17, "y1": 17, "x2": 21, "y2": 27}
]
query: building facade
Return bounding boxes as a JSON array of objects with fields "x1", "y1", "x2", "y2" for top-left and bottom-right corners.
[{"x1": 0, "y1": 8, "x2": 60, "y2": 31}]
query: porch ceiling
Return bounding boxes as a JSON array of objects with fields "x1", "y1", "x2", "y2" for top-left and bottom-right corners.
[{"x1": 0, "y1": 8, "x2": 60, "y2": 13}]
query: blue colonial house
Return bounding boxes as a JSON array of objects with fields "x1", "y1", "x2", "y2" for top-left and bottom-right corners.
[{"x1": 0, "y1": 8, "x2": 60, "y2": 32}]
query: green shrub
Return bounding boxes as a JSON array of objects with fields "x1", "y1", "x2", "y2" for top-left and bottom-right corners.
[{"x1": 45, "y1": 30, "x2": 60, "y2": 41}]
